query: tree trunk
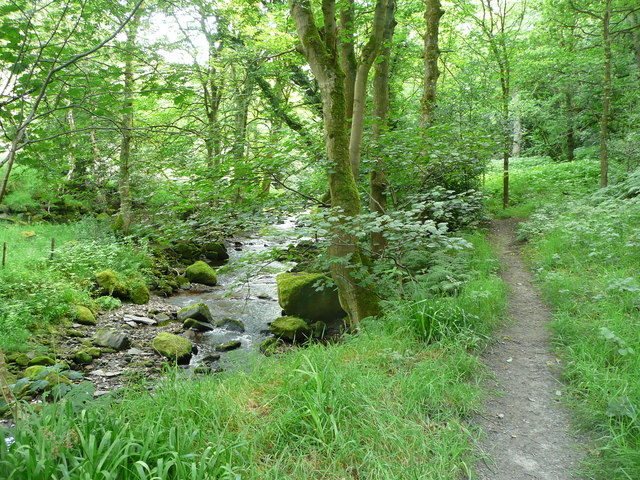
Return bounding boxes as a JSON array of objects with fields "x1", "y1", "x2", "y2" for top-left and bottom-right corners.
[
  {"x1": 0, "y1": 133, "x2": 22, "y2": 204},
  {"x1": 231, "y1": 68, "x2": 254, "y2": 163},
  {"x1": 348, "y1": 0, "x2": 389, "y2": 179},
  {"x1": 600, "y1": 0, "x2": 612, "y2": 188},
  {"x1": 421, "y1": 0, "x2": 444, "y2": 127},
  {"x1": 118, "y1": 15, "x2": 139, "y2": 235},
  {"x1": 511, "y1": 114, "x2": 522, "y2": 157},
  {"x1": 370, "y1": 0, "x2": 396, "y2": 255},
  {"x1": 339, "y1": 1, "x2": 357, "y2": 127},
  {"x1": 631, "y1": 11, "x2": 640, "y2": 75},
  {"x1": 118, "y1": 52, "x2": 134, "y2": 235},
  {"x1": 565, "y1": 91, "x2": 575, "y2": 162},
  {"x1": 291, "y1": 0, "x2": 380, "y2": 325}
]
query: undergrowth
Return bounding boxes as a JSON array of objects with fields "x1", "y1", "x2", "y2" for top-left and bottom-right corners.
[
  {"x1": 0, "y1": 233, "x2": 507, "y2": 479},
  {"x1": 0, "y1": 218, "x2": 151, "y2": 352}
]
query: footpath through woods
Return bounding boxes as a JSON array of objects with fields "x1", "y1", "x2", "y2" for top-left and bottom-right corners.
[{"x1": 474, "y1": 218, "x2": 585, "y2": 480}]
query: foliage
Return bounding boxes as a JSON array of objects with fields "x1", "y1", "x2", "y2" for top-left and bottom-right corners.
[{"x1": 0, "y1": 219, "x2": 152, "y2": 352}]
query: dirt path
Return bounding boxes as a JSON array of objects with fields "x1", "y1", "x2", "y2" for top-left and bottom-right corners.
[{"x1": 473, "y1": 218, "x2": 585, "y2": 480}]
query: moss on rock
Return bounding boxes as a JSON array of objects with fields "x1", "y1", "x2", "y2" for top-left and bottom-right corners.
[
  {"x1": 129, "y1": 283, "x2": 150, "y2": 305},
  {"x1": 152, "y1": 332, "x2": 192, "y2": 364},
  {"x1": 72, "y1": 351, "x2": 93, "y2": 364},
  {"x1": 270, "y1": 316, "x2": 310, "y2": 342},
  {"x1": 184, "y1": 261, "x2": 217, "y2": 286},
  {"x1": 7, "y1": 353, "x2": 29, "y2": 366},
  {"x1": 95, "y1": 270, "x2": 129, "y2": 299},
  {"x1": 28, "y1": 356, "x2": 55, "y2": 366},
  {"x1": 276, "y1": 272, "x2": 346, "y2": 322},
  {"x1": 177, "y1": 303, "x2": 213, "y2": 323},
  {"x1": 203, "y1": 242, "x2": 229, "y2": 261},
  {"x1": 23, "y1": 365, "x2": 47, "y2": 378},
  {"x1": 75, "y1": 305, "x2": 97, "y2": 326},
  {"x1": 183, "y1": 318, "x2": 214, "y2": 331},
  {"x1": 215, "y1": 340, "x2": 241, "y2": 352}
]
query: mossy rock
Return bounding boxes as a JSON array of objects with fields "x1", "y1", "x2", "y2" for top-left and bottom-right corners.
[
  {"x1": 176, "y1": 275, "x2": 190, "y2": 287},
  {"x1": 276, "y1": 272, "x2": 346, "y2": 323},
  {"x1": 23, "y1": 365, "x2": 47, "y2": 378},
  {"x1": 28, "y1": 356, "x2": 55, "y2": 367},
  {"x1": 270, "y1": 316, "x2": 310, "y2": 342},
  {"x1": 177, "y1": 303, "x2": 213, "y2": 323},
  {"x1": 75, "y1": 305, "x2": 97, "y2": 326},
  {"x1": 215, "y1": 318, "x2": 245, "y2": 333},
  {"x1": 72, "y1": 351, "x2": 93, "y2": 364},
  {"x1": 129, "y1": 283, "x2": 150, "y2": 305},
  {"x1": 152, "y1": 332, "x2": 192, "y2": 364},
  {"x1": 203, "y1": 242, "x2": 229, "y2": 261},
  {"x1": 215, "y1": 340, "x2": 241, "y2": 352},
  {"x1": 7, "y1": 353, "x2": 29, "y2": 366},
  {"x1": 85, "y1": 347, "x2": 102, "y2": 358},
  {"x1": 93, "y1": 330, "x2": 130, "y2": 351},
  {"x1": 173, "y1": 242, "x2": 200, "y2": 261},
  {"x1": 45, "y1": 372, "x2": 71, "y2": 386},
  {"x1": 184, "y1": 261, "x2": 217, "y2": 286},
  {"x1": 183, "y1": 318, "x2": 214, "y2": 331},
  {"x1": 95, "y1": 270, "x2": 129, "y2": 299}
]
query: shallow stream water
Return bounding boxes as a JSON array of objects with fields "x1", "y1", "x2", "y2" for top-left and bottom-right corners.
[{"x1": 167, "y1": 217, "x2": 300, "y2": 370}]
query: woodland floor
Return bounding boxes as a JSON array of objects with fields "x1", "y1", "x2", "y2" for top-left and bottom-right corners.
[{"x1": 473, "y1": 218, "x2": 586, "y2": 480}]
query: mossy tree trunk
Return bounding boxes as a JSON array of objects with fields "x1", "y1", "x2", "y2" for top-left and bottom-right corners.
[
  {"x1": 118, "y1": 13, "x2": 140, "y2": 235},
  {"x1": 347, "y1": 0, "x2": 389, "y2": 179},
  {"x1": 370, "y1": 0, "x2": 396, "y2": 255},
  {"x1": 291, "y1": 0, "x2": 380, "y2": 325},
  {"x1": 599, "y1": 0, "x2": 612, "y2": 188},
  {"x1": 421, "y1": 0, "x2": 444, "y2": 128}
]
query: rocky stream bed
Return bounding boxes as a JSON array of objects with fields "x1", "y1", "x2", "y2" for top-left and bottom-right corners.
[{"x1": 2, "y1": 218, "x2": 346, "y2": 427}]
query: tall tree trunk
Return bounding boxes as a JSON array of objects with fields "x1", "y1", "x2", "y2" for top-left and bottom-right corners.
[
  {"x1": 370, "y1": 0, "x2": 396, "y2": 255},
  {"x1": 600, "y1": 0, "x2": 612, "y2": 188},
  {"x1": 203, "y1": 76, "x2": 222, "y2": 166},
  {"x1": 511, "y1": 114, "x2": 522, "y2": 157},
  {"x1": 0, "y1": 133, "x2": 22, "y2": 204},
  {"x1": 291, "y1": 0, "x2": 380, "y2": 325},
  {"x1": 119, "y1": 51, "x2": 134, "y2": 235},
  {"x1": 421, "y1": 0, "x2": 444, "y2": 127},
  {"x1": 347, "y1": 0, "x2": 389, "y2": 179},
  {"x1": 339, "y1": 2, "x2": 357, "y2": 128},
  {"x1": 631, "y1": 11, "x2": 640, "y2": 75},
  {"x1": 118, "y1": 15, "x2": 139, "y2": 235},
  {"x1": 231, "y1": 68, "x2": 254, "y2": 163},
  {"x1": 565, "y1": 91, "x2": 576, "y2": 162}
]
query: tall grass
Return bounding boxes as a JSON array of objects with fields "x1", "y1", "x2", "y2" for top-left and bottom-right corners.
[
  {"x1": 0, "y1": 233, "x2": 507, "y2": 479},
  {"x1": 483, "y1": 156, "x2": 601, "y2": 217},
  {"x1": 0, "y1": 218, "x2": 150, "y2": 352}
]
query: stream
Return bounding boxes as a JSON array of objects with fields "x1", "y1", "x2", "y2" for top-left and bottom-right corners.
[{"x1": 167, "y1": 217, "x2": 300, "y2": 370}]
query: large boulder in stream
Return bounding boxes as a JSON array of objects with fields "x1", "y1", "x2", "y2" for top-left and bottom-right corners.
[
  {"x1": 178, "y1": 303, "x2": 214, "y2": 331},
  {"x1": 178, "y1": 303, "x2": 213, "y2": 323},
  {"x1": 203, "y1": 242, "x2": 229, "y2": 261},
  {"x1": 185, "y1": 261, "x2": 218, "y2": 286},
  {"x1": 276, "y1": 272, "x2": 346, "y2": 323},
  {"x1": 152, "y1": 332, "x2": 193, "y2": 364}
]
